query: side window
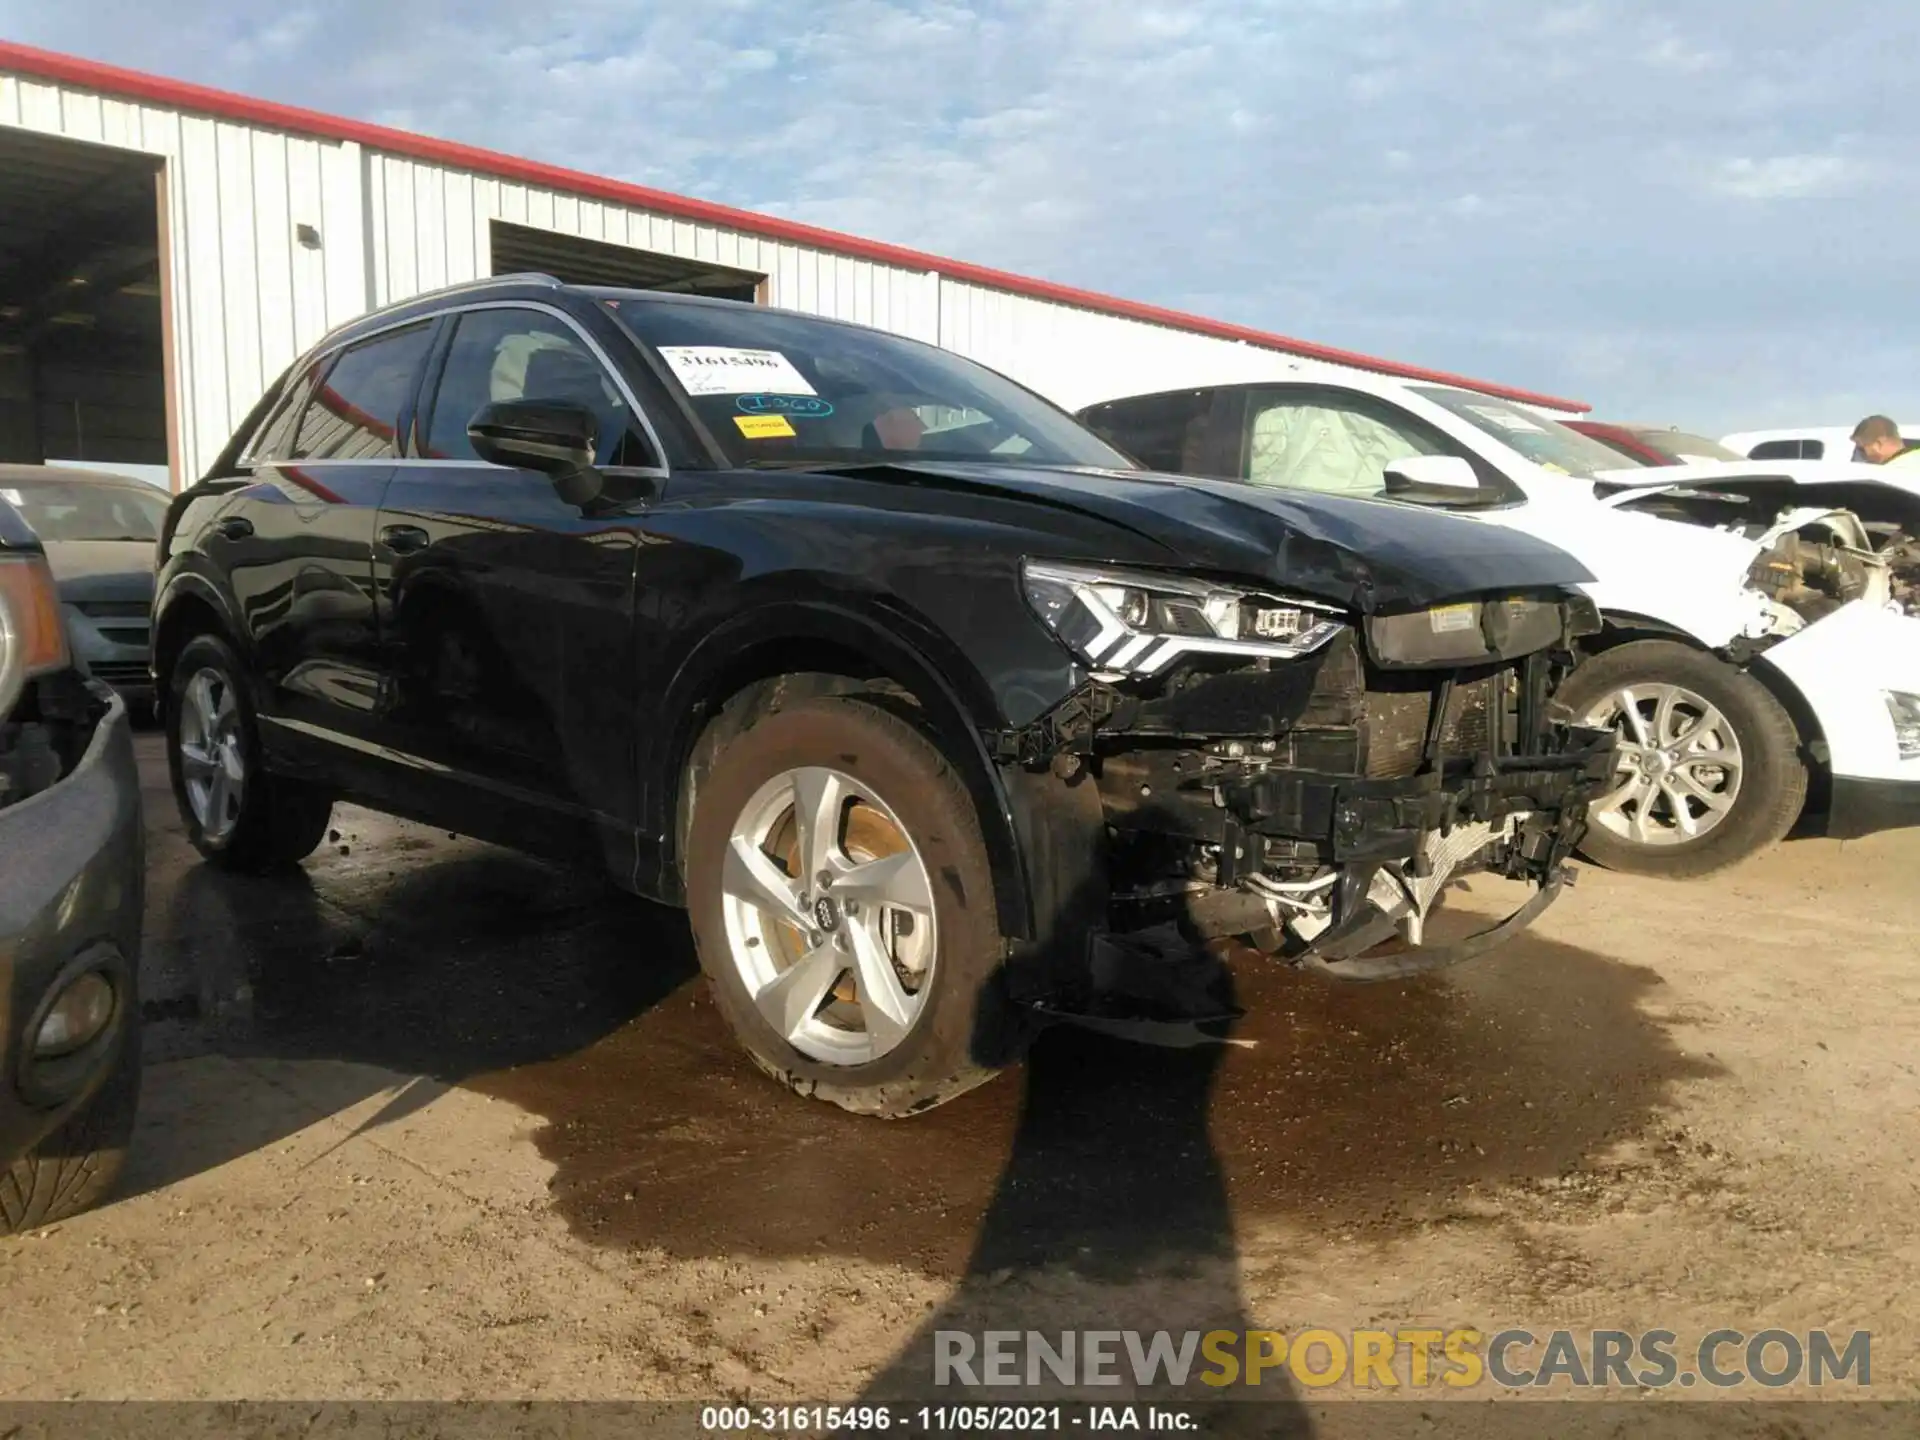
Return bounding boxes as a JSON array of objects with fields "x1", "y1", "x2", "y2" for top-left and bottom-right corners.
[
  {"x1": 1079, "y1": 390, "x2": 1225, "y2": 474},
  {"x1": 246, "y1": 364, "x2": 319, "y2": 463},
  {"x1": 423, "y1": 308, "x2": 658, "y2": 468},
  {"x1": 291, "y1": 323, "x2": 434, "y2": 461},
  {"x1": 1244, "y1": 392, "x2": 1444, "y2": 497},
  {"x1": 1749, "y1": 439, "x2": 1813, "y2": 461}
]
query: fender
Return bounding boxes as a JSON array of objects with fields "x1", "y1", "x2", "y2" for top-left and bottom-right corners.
[
  {"x1": 645, "y1": 597, "x2": 1054, "y2": 940},
  {"x1": 151, "y1": 566, "x2": 249, "y2": 670}
]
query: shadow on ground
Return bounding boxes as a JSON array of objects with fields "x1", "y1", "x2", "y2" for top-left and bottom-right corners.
[{"x1": 125, "y1": 734, "x2": 1716, "y2": 1415}]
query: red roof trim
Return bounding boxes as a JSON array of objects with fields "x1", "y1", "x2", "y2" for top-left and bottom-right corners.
[{"x1": 0, "y1": 40, "x2": 1590, "y2": 414}]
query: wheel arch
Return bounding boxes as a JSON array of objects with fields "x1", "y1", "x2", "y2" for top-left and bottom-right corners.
[
  {"x1": 649, "y1": 603, "x2": 1041, "y2": 940},
  {"x1": 1747, "y1": 654, "x2": 1832, "y2": 814},
  {"x1": 1581, "y1": 611, "x2": 1824, "y2": 773},
  {"x1": 151, "y1": 576, "x2": 244, "y2": 714}
]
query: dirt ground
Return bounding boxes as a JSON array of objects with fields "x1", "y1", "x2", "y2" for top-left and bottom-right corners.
[{"x1": 1, "y1": 733, "x2": 1916, "y2": 1428}]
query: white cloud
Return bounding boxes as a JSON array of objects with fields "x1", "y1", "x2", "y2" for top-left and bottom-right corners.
[
  {"x1": 1644, "y1": 32, "x2": 1722, "y2": 73},
  {"x1": 1710, "y1": 154, "x2": 1878, "y2": 200}
]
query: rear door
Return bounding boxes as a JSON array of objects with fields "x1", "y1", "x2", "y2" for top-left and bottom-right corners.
[
  {"x1": 369, "y1": 301, "x2": 664, "y2": 859},
  {"x1": 214, "y1": 321, "x2": 435, "y2": 781}
]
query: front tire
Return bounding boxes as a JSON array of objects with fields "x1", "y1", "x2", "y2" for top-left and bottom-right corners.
[
  {"x1": 685, "y1": 697, "x2": 1022, "y2": 1117},
  {"x1": 166, "y1": 633, "x2": 333, "y2": 873},
  {"x1": 0, "y1": 1014, "x2": 140, "y2": 1235},
  {"x1": 1559, "y1": 640, "x2": 1807, "y2": 878}
]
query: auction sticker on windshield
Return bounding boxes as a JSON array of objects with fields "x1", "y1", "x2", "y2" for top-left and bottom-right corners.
[
  {"x1": 659, "y1": 346, "x2": 817, "y2": 397},
  {"x1": 734, "y1": 414, "x2": 797, "y2": 439}
]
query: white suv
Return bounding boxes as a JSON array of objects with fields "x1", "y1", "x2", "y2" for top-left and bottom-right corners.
[{"x1": 1081, "y1": 375, "x2": 1920, "y2": 877}]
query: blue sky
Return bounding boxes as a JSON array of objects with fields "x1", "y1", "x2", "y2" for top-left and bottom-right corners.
[{"x1": 4, "y1": 0, "x2": 1913, "y2": 432}]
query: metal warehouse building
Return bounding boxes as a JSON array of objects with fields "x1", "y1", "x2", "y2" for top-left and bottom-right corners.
[{"x1": 0, "y1": 41, "x2": 1585, "y2": 490}]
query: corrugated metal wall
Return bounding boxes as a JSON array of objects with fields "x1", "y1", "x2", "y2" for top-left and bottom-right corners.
[{"x1": 1, "y1": 68, "x2": 1523, "y2": 486}]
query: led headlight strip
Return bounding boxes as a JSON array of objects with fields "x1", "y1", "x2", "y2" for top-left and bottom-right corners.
[{"x1": 1021, "y1": 559, "x2": 1348, "y2": 678}]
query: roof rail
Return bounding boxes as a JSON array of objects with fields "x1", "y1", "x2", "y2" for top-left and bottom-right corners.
[
  {"x1": 310, "y1": 272, "x2": 566, "y2": 350},
  {"x1": 393, "y1": 271, "x2": 564, "y2": 305}
]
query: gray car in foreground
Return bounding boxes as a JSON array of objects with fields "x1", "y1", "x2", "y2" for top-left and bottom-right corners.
[
  {"x1": 0, "y1": 495, "x2": 143, "y2": 1234},
  {"x1": 0, "y1": 464, "x2": 169, "y2": 710}
]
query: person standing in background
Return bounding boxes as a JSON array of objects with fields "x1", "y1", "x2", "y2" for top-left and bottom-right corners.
[{"x1": 1850, "y1": 415, "x2": 1920, "y2": 465}]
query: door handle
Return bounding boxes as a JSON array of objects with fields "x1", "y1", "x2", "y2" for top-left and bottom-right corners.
[
  {"x1": 379, "y1": 524, "x2": 431, "y2": 555},
  {"x1": 213, "y1": 515, "x2": 253, "y2": 541}
]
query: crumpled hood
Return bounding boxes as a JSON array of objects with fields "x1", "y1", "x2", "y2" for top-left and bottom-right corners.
[
  {"x1": 1596, "y1": 459, "x2": 1920, "y2": 504},
  {"x1": 40, "y1": 540, "x2": 158, "y2": 602},
  {"x1": 866, "y1": 461, "x2": 1594, "y2": 611}
]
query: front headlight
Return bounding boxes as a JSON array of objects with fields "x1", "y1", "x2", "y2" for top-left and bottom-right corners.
[
  {"x1": 0, "y1": 552, "x2": 71, "y2": 717},
  {"x1": 1887, "y1": 691, "x2": 1920, "y2": 761},
  {"x1": 1020, "y1": 559, "x2": 1346, "y2": 677}
]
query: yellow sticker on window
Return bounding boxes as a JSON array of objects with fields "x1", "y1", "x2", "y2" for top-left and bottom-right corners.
[
  {"x1": 734, "y1": 414, "x2": 796, "y2": 439},
  {"x1": 1429, "y1": 603, "x2": 1478, "y2": 633}
]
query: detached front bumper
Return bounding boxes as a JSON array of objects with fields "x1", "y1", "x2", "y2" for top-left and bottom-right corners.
[{"x1": 0, "y1": 687, "x2": 144, "y2": 1164}]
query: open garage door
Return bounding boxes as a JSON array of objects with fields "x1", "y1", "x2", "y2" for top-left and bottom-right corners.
[
  {"x1": 490, "y1": 220, "x2": 764, "y2": 301},
  {"x1": 0, "y1": 127, "x2": 169, "y2": 487}
]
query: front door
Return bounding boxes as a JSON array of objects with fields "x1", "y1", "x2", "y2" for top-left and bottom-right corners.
[{"x1": 370, "y1": 303, "x2": 664, "y2": 862}]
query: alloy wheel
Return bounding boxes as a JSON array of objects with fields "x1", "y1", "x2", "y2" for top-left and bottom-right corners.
[
  {"x1": 177, "y1": 667, "x2": 247, "y2": 844},
  {"x1": 1583, "y1": 682, "x2": 1743, "y2": 847},
  {"x1": 718, "y1": 765, "x2": 938, "y2": 1066}
]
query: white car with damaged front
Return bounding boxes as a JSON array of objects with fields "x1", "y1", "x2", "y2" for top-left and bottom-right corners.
[{"x1": 1078, "y1": 375, "x2": 1920, "y2": 876}]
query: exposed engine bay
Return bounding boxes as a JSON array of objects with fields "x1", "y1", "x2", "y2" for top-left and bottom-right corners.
[
  {"x1": 995, "y1": 593, "x2": 1616, "y2": 1016},
  {"x1": 1606, "y1": 478, "x2": 1919, "y2": 617}
]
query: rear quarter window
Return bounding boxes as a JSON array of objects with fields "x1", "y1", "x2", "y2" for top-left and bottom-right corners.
[
  {"x1": 1078, "y1": 390, "x2": 1222, "y2": 474},
  {"x1": 292, "y1": 323, "x2": 436, "y2": 461}
]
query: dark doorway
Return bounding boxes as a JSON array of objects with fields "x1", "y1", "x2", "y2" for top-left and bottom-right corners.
[
  {"x1": 489, "y1": 220, "x2": 764, "y2": 302},
  {"x1": 0, "y1": 127, "x2": 168, "y2": 483}
]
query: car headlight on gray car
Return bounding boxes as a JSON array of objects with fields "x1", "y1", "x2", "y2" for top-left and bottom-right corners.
[
  {"x1": 1887, "y1": 691, "x2": 1920, "y2": 761},
  {"x1": 1021, "y1": 559, "x2": 1347, "y2": 677}
]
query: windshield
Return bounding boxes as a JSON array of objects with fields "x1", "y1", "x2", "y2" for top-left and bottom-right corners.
[
  {"x1": 1411, "y1": 386, "x2": 1644, "y2": 479},
  {"x1": 1633, "y1": 430, "x2": 1744, "y2": 464},
  {"x1": 605, "y1": 297, "x2": 1134, "y2": 470},
  {"x1": 0, "y1": 479, "x2": 169, "y2": 542}
]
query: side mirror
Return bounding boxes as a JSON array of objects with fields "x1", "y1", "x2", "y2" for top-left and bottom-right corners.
[
  {"x1": 468, "y1": 400, "x2": 603, "y2": 506},
  {"x1": 1383, "y1": 455, "x2": 1480, "y2": 492}
]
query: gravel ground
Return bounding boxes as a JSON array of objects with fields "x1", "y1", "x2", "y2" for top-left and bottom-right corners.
[{"x1": 0, "y1": 734, "x2": 1914, "y2": 1433}]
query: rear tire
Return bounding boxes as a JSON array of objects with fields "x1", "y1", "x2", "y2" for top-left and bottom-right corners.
[
  {"x1": 1560, "y1": 640, "x2": 1806, "y2": 877},
  {"x1": 166, "y1": 633, "x2": 333, "y2": 873},
  {"x1": 685, "y1": 696, "x2": 1022, "y2": 1117}
]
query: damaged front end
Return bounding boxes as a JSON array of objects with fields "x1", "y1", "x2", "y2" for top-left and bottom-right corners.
[
  {"x1": 997, "y1": 563, "x2": 1615, "y2": 1018},
  {"x1": 1604, "y1": 476, "x2": 1918, "y2": 616}
]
